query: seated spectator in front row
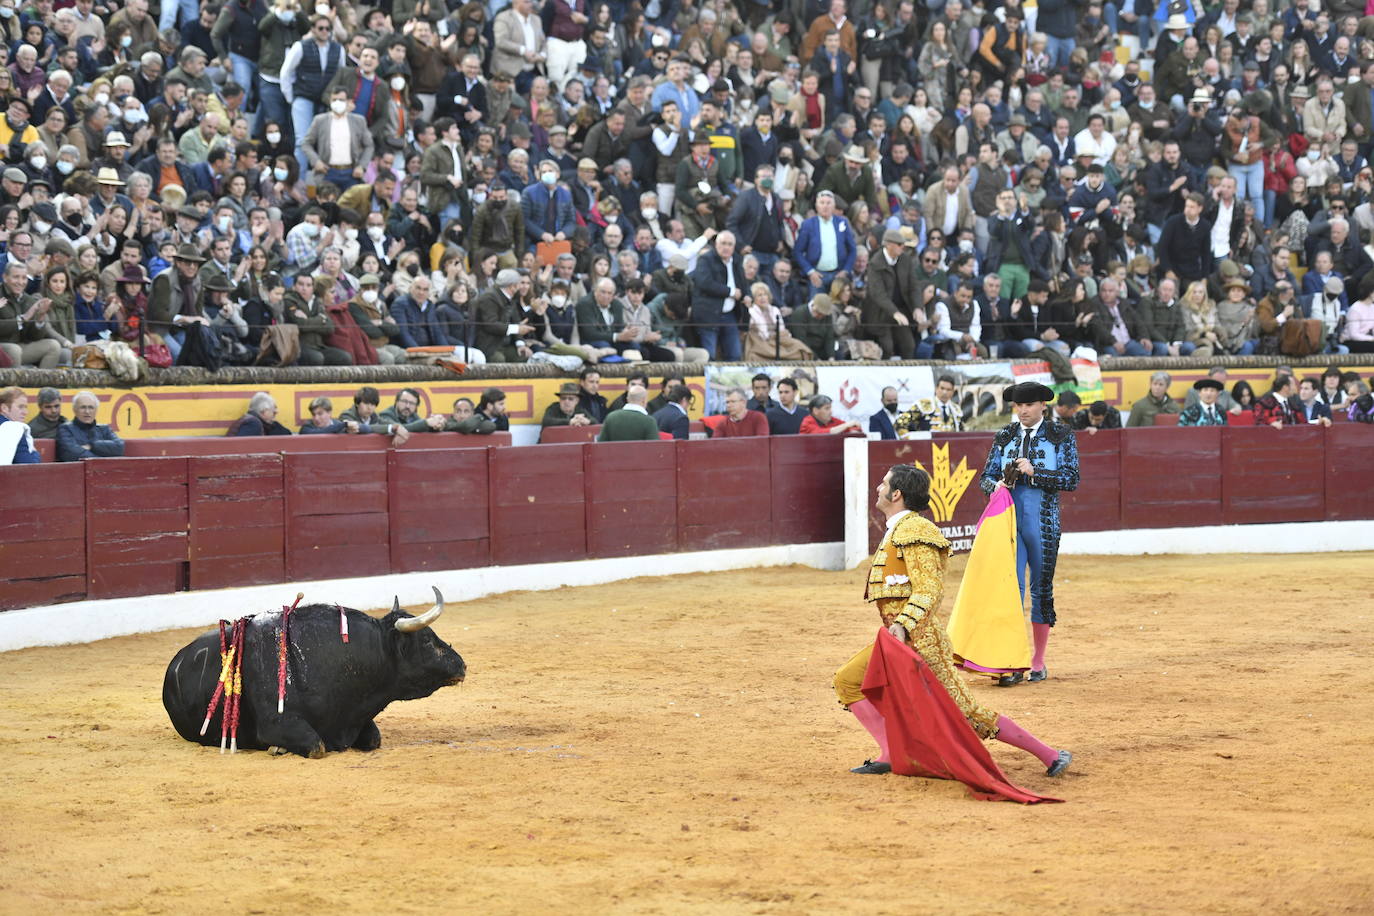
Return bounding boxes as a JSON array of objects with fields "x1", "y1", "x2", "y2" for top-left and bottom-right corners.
[
  {"x1": 57, "y1": 391, "x2": 125, "y2": 461},
  {"x1": 27, "y1": 388, "x2": 66, "y2": 440},
  {"x1": 1126, "y1": 371, "x2": 1181, "y2": 427},
  {"x1": 799, "y1": 394, "x2": 864, "y2": 435},
  {"x1": 541, "y1": 382, "x2": 594, "y2": 438},
  {"x1": 706, "y1": 387, "x2": 770, "y2": 438},
  {"x1": 339, "y1": 387, "x2": 413, "y2": 442},
  {"x1": 475, "y1": 388, "x2": 511, "y2": 431},
  {"x1": 653, "y1": 384, "x2": 694, "y2": 440},
  {"x1": 378, "y1": 388, "x2": 446, "y2": 433},
  {"x1": 1295, "y1": 377, "x2": 1333, "y2": 426},
  {"x1": 1348, "y1": 382, "x2": 1374, "y2": 423},
  {"x1": 1052, "y1": 391, "x2": 1081, "y2": 425},
  {"x1": 299, "y1": 397, "x2": 363, "y2": 435},
  {"x1": 230, "y1": 392, "x2": 293, "y2": 436},
  {"x1": 767, "y1": 378, "x2": 807, "y2": 435},
  {"x1": 443, "y1": 398, "x2": 498, "y2": 434},
  {"x1": 1178, "y1": 379, "x2": 1229, "y2": 427},
  {"x1": 1074, "y1": 401, "x2": 1123, "y2": 434},
  {"x1": 1254, "y1": 375, "x2": 1299, "y2": 428},
  {"x1": 598, "y1": 386, "x2": 660, "y2": 442},
  {"x1": 0, "y1": 386, "x2": 41, "y2": 465}
]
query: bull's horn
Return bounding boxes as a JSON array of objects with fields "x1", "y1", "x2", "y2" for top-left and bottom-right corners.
[{"x1": 394, "y1": 587, "x2": 445, "y2": 633}]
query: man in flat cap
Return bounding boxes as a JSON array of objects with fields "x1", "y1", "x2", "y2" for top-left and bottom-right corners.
[{"x1": 979, "y1": 381, "x2": 1079, "y2": 686}]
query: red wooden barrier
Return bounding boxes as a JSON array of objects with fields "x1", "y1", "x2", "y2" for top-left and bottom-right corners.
[
  {"x1": 1058, "y1": 428, "x2": 1121, "y2": 532},
  {"x1": 125, "y1": 432, "x2": 509, "y2": 457},
  {"x1": 770, "y1": 435, "x2": 846, "y2": 544},
  {"x1": 584, "y1": 440, "x2": 678, "y2": 558},
  {"x1": 284, "y1": 452, "x2": 390, "y2": 581},
  {"x1": 676, "y1": 437, "x2": 772, "y2": 550},
  {"x1": 188, "y1": 454, "x2": 285, "y2": 590},
  {"x1": 1222, "y1": 426, "x2": 1326, "y2": 525},
  {"x1": 389, "y1": 448, "x2": 491, "y2": 572},
  {"x1": 1153, "y1": 413, "x2": 1181, "y2": 426},
  {"x1": 1324, "y1": 423, "x2": 1374, "y2": 520},
  {"x1": 33, "y1": 438, "x2": 55, "y2": 461},
  {"x1": 1119, "y1": 427, "x2": 1222, "y2": 529},
  {"x1": 86, "y1": 458, "x2": 189, "y2": 599},
  {"x1": 489, "y1": 443, "x2": 586, "y2": 564},
  {"x1": 0, "y1": 463, "x2": 85, "y2": 608},
  {"x1": 540, "y1": 424, "x2": 601, "y2": 444}
]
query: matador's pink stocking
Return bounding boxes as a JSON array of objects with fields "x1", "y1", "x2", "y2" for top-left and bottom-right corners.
[
  {"x1": 993, "y1": 715, "x2": 1058, "y2": 766},
  {"x1": 1031, "y1": 623, "x2": 1051, "y2": 672},
  {"x1": 848, "y1": 699, "x2": 890, "y2": 762}
]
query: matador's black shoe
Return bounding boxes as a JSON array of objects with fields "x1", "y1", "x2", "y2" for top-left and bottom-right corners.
[
  {"x1": 1028, "y1": 668, "x2": 1048, "y2": 683},
  {"x1": 997, "y1": 671, "x2": 1025, "y2": 687},
  {"x1": 1047, "y1": 750, "x2": 1072, "y2": 777},
  {"x1": 850, "y1": 759, "x2": 892, "y2": 775}
]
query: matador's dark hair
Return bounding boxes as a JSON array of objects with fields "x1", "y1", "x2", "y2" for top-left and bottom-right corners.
[{"x1": 887, "y1": 465, "x2": 930, "y2": 512}]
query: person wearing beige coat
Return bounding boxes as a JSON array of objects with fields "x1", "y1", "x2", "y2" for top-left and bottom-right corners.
[
  {"x1": 922, "y1": 168, "x2": 975, "y2": 237},
  {"x1": 490, "y1": 0, "x2": 547, "y2": 82},
  {"x1": 1303, "y1": 83, "x2": 1347, "y2": 150}
]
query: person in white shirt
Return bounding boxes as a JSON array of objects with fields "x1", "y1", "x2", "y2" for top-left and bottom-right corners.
[{"x1": 654, "y1": 219, "x2": 714, "y2": 273}]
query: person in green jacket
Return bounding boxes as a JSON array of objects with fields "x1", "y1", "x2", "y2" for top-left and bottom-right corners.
[{"x1": 596, "y1": 385, "x2": 660, "y2": 441}]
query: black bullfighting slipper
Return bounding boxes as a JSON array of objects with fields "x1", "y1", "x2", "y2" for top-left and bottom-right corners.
[
  {"x1": 997, "y1": 671, "x2": 1025, "y2": 687},
  {"x1": 850, "y1": 759, "x2": 892, "y2": 775},
  {"x1": 1047, "y1": 750, "x2": 1073, "y2": 777},
  {"x1": 1028, "y1": 668, "x2": 1048, "y2": 683}
]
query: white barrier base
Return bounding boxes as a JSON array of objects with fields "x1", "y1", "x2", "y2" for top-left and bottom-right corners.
[
  {"x1": 1059, "y1": 520, "x2": 1374, "y2": 555},
  {"x1": 0, "y1": 543, "x2": 846, "y2": 653}
]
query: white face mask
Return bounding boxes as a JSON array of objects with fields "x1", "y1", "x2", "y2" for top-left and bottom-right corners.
[
  {"x1": 390, "y1": 76, "x2": 406, "y2": 91},
  {"x1": 217, "y1": 216, "x2": 232, "y2": 232},
  {"x1": 367, "y1": 225, "x2": 385, "y2": 241},
  {"x1": 330, "y1": 99, "x2": 348, "y2": 115},
  {"x1": 315, "y1": 3, "x2": 330, "y2": 14},
  {"x1": 344, "y1": 227, "x2": 358, "y2": 241},
  {"x1": 29, "y1": 155, "x2": 45, "y2": 170},
  {"x1": 277, "y1": 7, "x2": 295, "y2": 21},
  {"x1": 273, "y1": 166, "x2": 289, "y2": 181},
  {"x1": 0, "y1": 7, "x2": 14, "y2": 18},
  {"x1": 266, "y1": 131, "x2": 281, "y2": 144},
  {"x1": 361, "y1": 288, "x2": 378, "y2": 303},
  {"x1": 32, "y1": 219, "x2": 50, "y2": 234},
  {"x1": 56, "y1": 160, "x2": 75, "y2": 175},
  {"x1": 304, "y1": 222, "x2": 320, "y2": 237},
  {"x1": 124, "y1": 108, "x2": 148, "y2": 124},
  {"x1": 551, "y1": 293, "x2": 567, "y2": 307},
  {"x1": 641, "y1": 207, "x2": 657, "y2": 220},
  {"x1": 94, "y1": 92, "x2": 109, "y2": 106}
]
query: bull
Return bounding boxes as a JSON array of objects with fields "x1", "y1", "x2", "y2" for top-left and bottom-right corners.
[{"x1": 162, "y1": 587, "x2": 465, "y2": 758}]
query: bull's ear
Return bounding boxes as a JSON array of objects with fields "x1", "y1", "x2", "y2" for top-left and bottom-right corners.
[{"x1": 391, "y1": 596, "x2": 401, "y2": 615}]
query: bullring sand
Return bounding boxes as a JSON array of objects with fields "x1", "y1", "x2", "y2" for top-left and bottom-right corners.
[{"x1": 1, "y1": 553, "x2": 1372, "y2": 914}]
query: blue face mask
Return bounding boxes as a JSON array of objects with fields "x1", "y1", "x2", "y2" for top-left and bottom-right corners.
[
  {"x1": 273, "y1": 166, "x2": 289, "y2": 181},
  {"x1": 541, "y1": 171, "x2": 556, "y2": 187}
]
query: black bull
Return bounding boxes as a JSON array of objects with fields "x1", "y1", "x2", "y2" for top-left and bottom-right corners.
[{"x1": 162, "y1": 588, "x2": 466, "y2": 758}]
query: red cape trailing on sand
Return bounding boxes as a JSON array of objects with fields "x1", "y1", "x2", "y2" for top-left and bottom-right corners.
[{"x1": 861, "y1": 628, "x2": 1061, "y2": 804}]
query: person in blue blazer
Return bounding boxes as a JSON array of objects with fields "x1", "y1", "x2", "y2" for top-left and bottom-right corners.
[{"x1": 793, "y1": 191, "x2": 856, "y2": 293}]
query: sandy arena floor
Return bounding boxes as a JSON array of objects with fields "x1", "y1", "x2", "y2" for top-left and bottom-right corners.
[{"x1": 1, "y1": 553, "x2": 1373, "y2": 914}]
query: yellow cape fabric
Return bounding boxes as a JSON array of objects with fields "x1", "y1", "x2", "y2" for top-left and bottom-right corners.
[{"x1": 946, "y1": 490, "x2": 1030, "y2": 673}]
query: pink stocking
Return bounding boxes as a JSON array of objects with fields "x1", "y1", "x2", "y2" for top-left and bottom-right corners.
[
  {"x1": 848, "y1": 699, "x2": 890, "y2": 762},
  {"x1": 1031, "y1": 623, "x2": 1051, "y2": 672},
  {"x1": 994, "y1": 715, "x2": 1058, "y2": 767}
]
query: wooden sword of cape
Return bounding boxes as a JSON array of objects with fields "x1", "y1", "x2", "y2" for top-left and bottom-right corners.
[{"x1": 946, "y1": 486, "x2": 1031, "y2": 676}]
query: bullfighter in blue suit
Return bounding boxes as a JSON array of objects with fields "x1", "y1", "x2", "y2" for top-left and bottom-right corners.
[{"x1": 979, "y1": 381, "x2": 1079, "y2": 686}]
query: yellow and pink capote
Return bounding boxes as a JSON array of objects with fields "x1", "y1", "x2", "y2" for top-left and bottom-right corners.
[{"x1": 946, "y1": 487, "x2": 1031, "y2": 676}]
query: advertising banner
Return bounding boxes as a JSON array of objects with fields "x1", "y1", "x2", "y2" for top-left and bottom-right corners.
[{"x1": 814, "y1": 365, "x2": 936, "y2": 425}]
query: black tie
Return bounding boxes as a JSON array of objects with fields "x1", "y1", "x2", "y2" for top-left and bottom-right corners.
[{"x1": 1019, "y1": 427, "x2": 1032, "y2": 459}]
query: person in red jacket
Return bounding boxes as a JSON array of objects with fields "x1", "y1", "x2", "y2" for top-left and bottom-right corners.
[{"x1": 798, "y1": 394, "x2": 864, "y2": 435}]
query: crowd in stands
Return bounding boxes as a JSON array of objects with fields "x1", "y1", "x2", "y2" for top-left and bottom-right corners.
[{"x1": 7, "y1": 0, "x2": 1374, "y2": 371}]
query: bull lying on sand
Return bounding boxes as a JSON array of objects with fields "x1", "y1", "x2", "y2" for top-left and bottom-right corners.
[{"x1": 162, "y1": 588, "x2": 466, "y2": 758}]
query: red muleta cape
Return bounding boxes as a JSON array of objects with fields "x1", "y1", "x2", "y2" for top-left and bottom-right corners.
[{"x1": 861, "y1": 628, "x2": 1062, "y2": 804}]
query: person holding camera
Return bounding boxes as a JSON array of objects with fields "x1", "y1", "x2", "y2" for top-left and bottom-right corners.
[{"x1": 1172, "y1": 89, "x2": 1222, "y2": 173}]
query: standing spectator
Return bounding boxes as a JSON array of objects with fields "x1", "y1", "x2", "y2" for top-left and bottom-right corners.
[
  {"x1": 794, "y1": 191, "x2": 857, "y2": 295},
  {"x1": 727, "y1": 165, "x2": 787, "y2": 274},
  {"x1": 690, "y1": 231, "x2": 747, "y2": 361},
  {"x1": 302, "y1": 87, "x2": 375, "y2": 192},
  {"x1": 56, "y1": 391, "x2": 125, "y2": 461},
  {"x1": 280, "y1": 15, "x2": 346, "y2": 174},
  {"x1": 1157, "y1": 193, "x2": 1215, "y2": 286}
]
